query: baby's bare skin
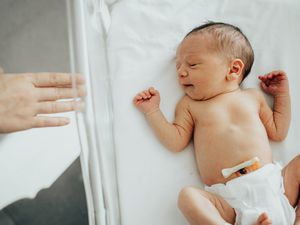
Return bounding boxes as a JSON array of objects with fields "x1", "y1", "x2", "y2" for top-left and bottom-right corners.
[
  {"x1": 134, "y1": 34, "x2": 290, "y2": 185},
  {"x1": 133, "y1": 32, "x2": 298, "y2": 224},
  {"x1": 178, "y1": 89, "x2": 273, "y2": 185}
]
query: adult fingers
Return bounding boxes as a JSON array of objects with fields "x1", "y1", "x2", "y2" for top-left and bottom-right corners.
[
  {"x1": 37, "y1": 101, "x2": 85, "y2": 114},
  {"x1": 37, "y1": 85, "x2": 86, "y2": 101},
  {"x1": 32, "y1": 116, "x2": 71, "y2": 128},
  {"x1": 30, "y1": 73, "x2": 85, "y2": 87}
]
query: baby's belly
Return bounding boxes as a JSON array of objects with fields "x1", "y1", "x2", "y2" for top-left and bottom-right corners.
[{"x1": 194, "y1": 126, "x2": 273, "y2": 185}]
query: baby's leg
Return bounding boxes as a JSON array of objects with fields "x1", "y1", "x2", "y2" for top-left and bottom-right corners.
[
  {"x1": 177, "y1": 186, "x2": 236, "y2": 225},
  {"x1": 178, "y1": 186, "x2": 272, "y2": 225},
  {"x1": 281, "y1": 155, "x2": 300, "y2": 224},
  {"x1": 295, "y1": 201, "x2": 300, "y2": 225}
]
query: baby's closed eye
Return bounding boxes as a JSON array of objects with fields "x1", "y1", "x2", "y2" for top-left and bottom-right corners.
[{"x1": 189, "y1": 63, "x2": 199, "y2": 68}]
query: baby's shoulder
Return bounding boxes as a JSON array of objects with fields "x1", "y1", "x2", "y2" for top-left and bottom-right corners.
[
  {"x1": 241, "y1": 88, "x2": 267, "y2": 108},
  {"x1": 178, "y1": 94, "x2": 194, "y2": 104},
  {"x1": 242, "y1": 88, "x2": 263, "y2": 99},
  {"x1": 176, "y1": 95, "x2": 193, "y2": 108}
]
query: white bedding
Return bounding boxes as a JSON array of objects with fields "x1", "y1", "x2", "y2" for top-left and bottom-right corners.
[
  {"x1": 106, "y1": 1, "x2": 300, "y2": 225},
  {"x1": 1, "y1": 0, "x2": 299, "y2": 224}
]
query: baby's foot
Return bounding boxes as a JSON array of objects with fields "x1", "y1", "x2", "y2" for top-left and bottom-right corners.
[{"x1": 254, "y1": 212, "x2": 272, "y2": 225}]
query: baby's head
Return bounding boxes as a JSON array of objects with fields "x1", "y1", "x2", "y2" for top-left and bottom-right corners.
[{"x1": 176, "y1": 21, "x2": 254, "y2": 100}]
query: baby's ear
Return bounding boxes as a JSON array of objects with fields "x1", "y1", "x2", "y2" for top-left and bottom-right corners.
[{"x1": 226, "y1": 59, "x2": 244, "y2": 81}]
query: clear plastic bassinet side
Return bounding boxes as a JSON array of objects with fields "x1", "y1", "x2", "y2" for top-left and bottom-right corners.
[{"x1": 66, "y1": 1, "x2": 121, "y2": 225}]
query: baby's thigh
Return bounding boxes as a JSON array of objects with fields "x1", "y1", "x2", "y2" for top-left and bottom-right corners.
[
  {"x1": 178, "y1": 186, "x2": 236, "y2": 223},
  {"x1": 282, "y1": 154, "x2": 300, "y2": 207},
  {"x1": 201, "y1": 189, "x2": 236, "y2": 221}
]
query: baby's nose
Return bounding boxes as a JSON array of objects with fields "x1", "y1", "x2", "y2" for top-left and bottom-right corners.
[
  {"x1": 179, "y1": 70, "x2": 188, "y2": 77},
  {"x1": 177, "y1": 66, "x2": 188, "y2": 77}
]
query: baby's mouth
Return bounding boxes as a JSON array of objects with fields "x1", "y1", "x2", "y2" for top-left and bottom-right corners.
[{"x1": 179, "y1": 80, "x2": 193, "y2": 88}]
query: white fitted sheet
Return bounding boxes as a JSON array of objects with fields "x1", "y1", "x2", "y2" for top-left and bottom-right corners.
[{"x1": 107, "y1": 0, "x2": 300, "y2": 225}]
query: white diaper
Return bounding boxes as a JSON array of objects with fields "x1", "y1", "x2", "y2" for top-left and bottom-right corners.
[{"x1": 205, "y1": 163, "x2": 295, "y2": 225}]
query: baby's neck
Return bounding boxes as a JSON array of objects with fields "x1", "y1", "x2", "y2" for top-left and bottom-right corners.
[{"x1": 205, "y1": 86, "x2": 241, "y2": 101}]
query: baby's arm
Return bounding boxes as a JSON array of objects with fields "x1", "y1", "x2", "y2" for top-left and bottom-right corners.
[
  {"x1": 133, "y1": 87, "x2": 194, "y2": 152},
  {"x1": 258, "y1": 70, "x2": 291, "y2": 141}
]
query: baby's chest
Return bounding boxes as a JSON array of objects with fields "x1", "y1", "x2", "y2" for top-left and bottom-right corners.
[{"x1": 190, "y1": 100, "x2": 259, "y2": 126}]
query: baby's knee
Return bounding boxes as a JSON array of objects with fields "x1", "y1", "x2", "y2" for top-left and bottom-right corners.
[
  {"x1": 293, "y1": 154, "x2": 300, "y2": 174},
  {"x1": 177, "y1": 186, "x2": 205, "y2": 211},
  {"x1": 178, "y1": 187, "x2": 195, "y2": 210},
  {"x1": 294, "y1": 154, "x2": 300, "y2": 163}
]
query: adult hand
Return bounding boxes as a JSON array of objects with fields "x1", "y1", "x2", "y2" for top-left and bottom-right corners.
[{"x1": 0, "y1": 71, "x2": 86, "y2": 133}]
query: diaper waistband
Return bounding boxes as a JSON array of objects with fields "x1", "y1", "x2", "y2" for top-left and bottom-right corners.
[{"x1": 205, "y1": 163, "x2": 283, "y2": 199}]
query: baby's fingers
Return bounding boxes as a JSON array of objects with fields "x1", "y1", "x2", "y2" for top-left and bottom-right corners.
[
  {"x1": 134, "y1": 95, "x2": 143, "y2": 102},
  {"x1": 270, "y1": 70, "x2": 286, "y2": 76},
  {"x1": 260, "y1": 81, "x2": 268, "y2": 91},
  {"x1": 266, "y1": 70, "x2": 287, "y2": 80},
  {"x1": 258, "y1": 75, "x2": 268, "y2": 81},
  {"x1": 149, "y1": 87, "x2": 159, "y2": 96},
  {"x1": 142, "y1": 90, "x2": 152, "y2": 99},
  {"x1": 259, "y1": 76, "x2": 271, "y2": 87},
  {"x1": 266, "y1": 72, "x2": 275, "y2": 80},
  {"x1": 136, "y1": 91, "x2": 149, "y2": 99},
  {"x1": 259, "y1": 73, "x2": 281, "y2": 83},
  {"x1": 134, "y1": 90, "x2": 151, "y2": 101}
]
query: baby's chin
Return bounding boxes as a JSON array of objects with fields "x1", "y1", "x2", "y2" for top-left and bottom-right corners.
[
  {"x1": 184, "y1": 89, "x2": 214, "y2": 101},
  {"x1": 182, "y1": 85, "x2": 208, "y2": 100},
  {"x1": 184, "y1": 90, "x2": 203, "y2": 100}
]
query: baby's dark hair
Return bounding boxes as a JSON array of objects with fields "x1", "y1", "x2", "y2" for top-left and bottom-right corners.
[{"x1": 185, "y1": 21, "x2": 254, "y2": 82}]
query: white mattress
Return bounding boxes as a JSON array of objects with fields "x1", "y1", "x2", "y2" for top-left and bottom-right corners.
[{"x1": 106, "y1": 1, "x2": 300, "y2": 225}]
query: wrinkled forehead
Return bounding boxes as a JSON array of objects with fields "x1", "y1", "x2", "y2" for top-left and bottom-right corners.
[{"x1": 176, "y1": 33, "x2": 214, "y2": 59}]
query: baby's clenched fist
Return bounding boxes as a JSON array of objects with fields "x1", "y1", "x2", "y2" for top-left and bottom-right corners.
[{"x1": 133, "y1": 87, "x2": 160, "y2": 114}]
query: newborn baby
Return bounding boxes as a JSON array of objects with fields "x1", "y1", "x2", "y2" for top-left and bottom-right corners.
[{"x1": 133, "y1": 22, "x2": 299, "y2": 225}]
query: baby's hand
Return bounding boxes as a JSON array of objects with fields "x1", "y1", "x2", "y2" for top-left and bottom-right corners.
[
  {"x1": 133, "y1": 87, "x2": 160, "y2": 114},
  {"x1": 258, "y1": 70, "x2": 289, "y2": 96}
]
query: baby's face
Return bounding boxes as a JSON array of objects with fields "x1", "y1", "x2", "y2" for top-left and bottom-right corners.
[{"x1": 176, "y1": 34, "x2": 229, "y2": 100}]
